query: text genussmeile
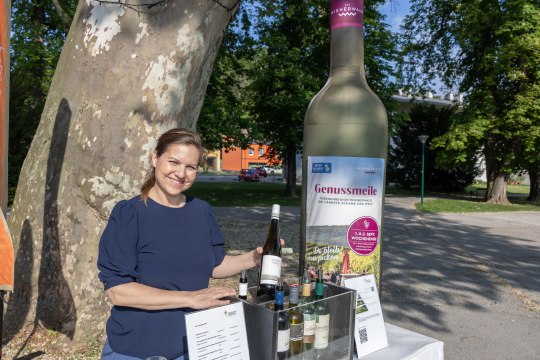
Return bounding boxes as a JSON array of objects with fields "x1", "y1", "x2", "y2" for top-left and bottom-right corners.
[{"x1": 314, "y1": 184, "x2": 378, "y2": 195}]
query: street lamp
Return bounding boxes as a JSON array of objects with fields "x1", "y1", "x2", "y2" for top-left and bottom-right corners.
[{"x1": 418, "y1": 135, "x2": 429, "y2": 208}]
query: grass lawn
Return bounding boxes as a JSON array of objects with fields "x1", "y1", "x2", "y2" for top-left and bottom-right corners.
[
  {"x1": 186, "y1": 181, "x2": 539, "y2": 212},
  {"x1": 185, "y1": 182, "x2": 302, "y2": 207},
  {"x1": 417, "y1": 198, "x2": 540, "y2": 212}
]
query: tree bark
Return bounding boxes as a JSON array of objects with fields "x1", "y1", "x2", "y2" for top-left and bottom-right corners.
[
  {"x1": 527, "y1": 163, "x2": 539, "y2": 202},
  {"x1": 284, "y1": 141, "x2": 297, "y2": 197},
  {"x1": 484, "y1": 139, "x2": 511, "y2": 204},
  {"x1": 486, "y1": 173, "x2": 511, "y2": 204},
  {"x1": 6, "y1": 0, "x2": 238, "y2": 346}
]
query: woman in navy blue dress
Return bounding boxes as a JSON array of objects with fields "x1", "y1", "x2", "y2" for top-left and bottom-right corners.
[{"x1": 98, "y1": 128, "x2": 266, "y2": 360}]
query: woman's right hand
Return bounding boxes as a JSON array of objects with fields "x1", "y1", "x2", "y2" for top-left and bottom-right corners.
[
  {"x1": 188, "y1": 287, "x2": 237, "y2": 309},
  {"x1": 107, "y1": 282, "x2": 237, "y2": 311}
]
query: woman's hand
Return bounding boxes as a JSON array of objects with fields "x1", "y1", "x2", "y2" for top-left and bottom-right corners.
[
  {"x1": 212, "y1": 239, "x2": 286, "y2": 279},
  {"x1": 188, "y1": 287, "x2": 237, "y2": 310},
  {"x1": 107, "y1": 282, "x2": 236, "y2": 311},
  {"x1": 253, "y1": 239, "x2": 286, "y2": 266}
]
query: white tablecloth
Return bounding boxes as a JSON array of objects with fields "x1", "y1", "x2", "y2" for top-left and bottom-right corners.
[{"x1": 355, "y1": 323, "x2": 444, "y2": 360}]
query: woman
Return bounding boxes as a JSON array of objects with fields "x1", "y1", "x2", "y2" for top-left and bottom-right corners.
[{"x1": 98, "y1": 128, "x2": 266, "y2": 359}]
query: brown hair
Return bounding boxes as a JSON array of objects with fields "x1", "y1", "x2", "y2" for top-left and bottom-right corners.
[{"x1": 140, "y1": 128, "x2": 203, "y2": 204}]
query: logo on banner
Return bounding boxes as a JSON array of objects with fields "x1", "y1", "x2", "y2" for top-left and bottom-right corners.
[{"x1": 312, "y1": 163, "x2": 332, "y2": 173}]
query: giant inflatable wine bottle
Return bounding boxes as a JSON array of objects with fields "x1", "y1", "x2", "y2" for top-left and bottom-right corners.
[{"x1": 301, "y1": 0, "x2": 388, "y2": 289}]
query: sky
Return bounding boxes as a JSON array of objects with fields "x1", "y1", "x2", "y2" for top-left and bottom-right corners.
[
  {"x1": 379, "y1": 0, "x2": 411, "y2": 33},
  {"x1": 379, "y1": 1, "x2": 451, "y2": 95}
]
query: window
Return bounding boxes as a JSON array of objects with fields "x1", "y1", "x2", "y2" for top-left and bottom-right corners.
[
  {"x1": 248, "y1": 148, "x2": 254, "y2": 156},
  {"x1": 258, "y1": 148, "x2": 264, "y2": 157}
]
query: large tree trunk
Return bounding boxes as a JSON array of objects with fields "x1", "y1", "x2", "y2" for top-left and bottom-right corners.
[
  {"x1": 527, "y1": 163, "x2": 539, "y2": 202},
  {"x1": 484, "y1": 144, "x2": 511, "y2": 204},
  {"x1": 284, "y1": 141, "x2": 297, "y2": 197},
  {"x1": 6, "y1": 0, "x2": 238, "y2": 347},
  {"x1": 486, "y1": 173, "x2": 511, "y2": 204}
]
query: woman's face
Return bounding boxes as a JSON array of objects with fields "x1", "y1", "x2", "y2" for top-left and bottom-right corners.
[{"x1": 151, "y1": 143, "x2": 200, "y2": 204}]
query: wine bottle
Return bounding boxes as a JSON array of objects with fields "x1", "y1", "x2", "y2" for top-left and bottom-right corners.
[
  {"x1": 257, "y1": 204, "x2": 282, "y2": 298},
  {"x1": 275, "y1": 278, "x2": 290, "y2": 360},
  {"x1": 238, "y1": 269, "x2": 248, "y2": 300},
  {"x1": 300, "y1": 0, "x2": 388, "y2": 289},
  {"x1": 288, "y1": 281, "x2": 304, "y2": 357},
  {"x1": 301, "y1": 270, "x2": 316, "y2": 357},
  {"x1": 314, "y1": 269, "x2": 330, "y2": 359}
]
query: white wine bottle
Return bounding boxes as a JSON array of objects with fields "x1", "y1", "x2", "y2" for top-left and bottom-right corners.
[
  {"x1": 257, "y1": 204, "x2": 282, "y2": 298},
  {"x1": 288, "y1": 281, "x2": 304, "y2": 357},
  {"x1": 301, "y1": 0, "x2": 388, "y2": 288},
  {"x1": 301, "y1": 269, "x2": 316, "y2": 358},
  {"x1": 313, "y1": 269, "x2": 330, "y2": 360},
  {"x1": 275, "y1": 278, "x2": 290, "y2": 360},
  {"x1": 238, "y1": 269, "x2": 248, "y2": 300}
]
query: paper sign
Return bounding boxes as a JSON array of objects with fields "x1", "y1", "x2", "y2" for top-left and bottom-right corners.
[
  {"x1": 185, "y1": 302, "x2": 250, "y2": 360},
  {"x1": 344, "y1": 274, "x2": 388, "y2": 357}
]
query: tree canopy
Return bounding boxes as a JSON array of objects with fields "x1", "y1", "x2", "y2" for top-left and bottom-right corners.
[
  {"x1": 199, "y1": 0, "x2": 402, "y2": 196},
  {"x1": 400, "y1": 0, "x2": 540, "y2": 203},
  {"x1": 9, "y1": 0, "x2": 77, "y2": 202}
]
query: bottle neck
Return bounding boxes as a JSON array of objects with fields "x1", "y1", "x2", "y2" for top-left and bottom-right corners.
[
  {"x1": 290, "y1": 289, "x2": 299, "y2": 306},
  {"x1": 330, "y1": 26, "x2": 365, "y2": 74},
  {"x1": 329, "y1": 0, "x2": 365, "y2": 74},
  {"x1": 315, "y1": 279, "x2": 324, "y2": 300}
]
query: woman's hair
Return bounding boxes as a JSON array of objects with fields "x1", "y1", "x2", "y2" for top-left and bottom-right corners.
[{"x1": 140, "y1": 128, "x2": 203, "y2": 203}]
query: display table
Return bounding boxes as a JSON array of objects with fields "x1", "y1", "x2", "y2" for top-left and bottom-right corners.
[{"x1": 355, "y1": 323, "x2": 444, "y2": 360}]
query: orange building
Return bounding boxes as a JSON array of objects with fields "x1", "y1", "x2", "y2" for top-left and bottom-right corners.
[{"x1": 221, "y1": 144, "x2": 280, "y2": 172}]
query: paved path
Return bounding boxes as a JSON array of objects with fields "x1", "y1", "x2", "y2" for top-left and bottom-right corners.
[{"x1": 215, "y1": 196, "x2": 540, "y2": 360}]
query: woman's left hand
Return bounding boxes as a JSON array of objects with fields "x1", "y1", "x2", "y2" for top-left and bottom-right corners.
[{"x1": 253, "y1": 239, "x2": 286, "y2": 265}]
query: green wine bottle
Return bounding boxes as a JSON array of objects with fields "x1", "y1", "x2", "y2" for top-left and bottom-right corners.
[
  {"x1": 288, "y1": 281, "x2": 304, "y2": 357},
  {"x1": 314, "y1": 269, "x2": 330, "y2": 360}
]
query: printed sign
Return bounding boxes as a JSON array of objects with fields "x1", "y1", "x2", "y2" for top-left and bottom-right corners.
[
  {"x1": 344, "y1": 274, "x2": 388, "y2": 357},
  {"x1": 185, "y1": 302, "x2": 250, "y2": 360},
  {"x1": 305, "y1": 156, "x2": 385, "y2": 286}
]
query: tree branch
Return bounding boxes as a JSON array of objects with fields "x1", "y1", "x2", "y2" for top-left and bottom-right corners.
[{"x1": 51, "y1": 0, "x2": 72, "y2": 32}]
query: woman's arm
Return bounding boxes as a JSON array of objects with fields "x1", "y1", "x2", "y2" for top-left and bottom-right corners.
[
  {"x1": 211, "y1": 249, "x2": 262, "y2": 279},
  {"x1": 212, "y1": 239, "x2": 285, "y2": 279},
  {"x1": 107, "y1": 282, "x2": 236, "y2": 310}
]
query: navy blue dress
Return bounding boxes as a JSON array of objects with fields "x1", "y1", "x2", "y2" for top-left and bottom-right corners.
[{"x1": 97, "y1": 195, "x2": 226, "y2": 359}]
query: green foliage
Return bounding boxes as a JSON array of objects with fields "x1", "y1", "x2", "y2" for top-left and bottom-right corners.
[
  {"x1": 197, "y1": 4, "x2": 259, "y2": 151},
  {"x1": 199, "y1": 0, "x2": 402, "y2": 196},
  {"x1": 389, "y1": 104, "x2": 480, "y2": 191},
  {"x1": 9, "y1": 0, "x2": 77, "y2": 202},
  {"x1": 400, "y1": 0, "x2": 540, "y2": 202}
]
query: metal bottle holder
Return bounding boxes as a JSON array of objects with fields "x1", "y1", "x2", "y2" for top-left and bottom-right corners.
[{"x1": 242, "y1": 283, "x2": 356, "y2": 360}]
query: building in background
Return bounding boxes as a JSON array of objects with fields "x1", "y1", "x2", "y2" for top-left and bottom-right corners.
[{"x1": 221, "y1": 143, "x2": 280, "y2": 172}]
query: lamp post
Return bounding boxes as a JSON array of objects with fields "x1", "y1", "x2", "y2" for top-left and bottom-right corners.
[{"x1": 418, "y1": 135, "x2": 429, "y2": 208}]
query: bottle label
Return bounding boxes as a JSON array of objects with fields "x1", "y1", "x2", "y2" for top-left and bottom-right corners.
[
  {"x1": 304, "y1": 319, "x2": 316, "y2": 338},
  {"x1": 239, "y1": 283, "x2": 248, "y2": 297},
  {"x1": 302, "y1": 283, "x2": 311, "y2": 297},
  {"x1": 330, "y1": 0, "x2": 364, "y2": 30},
  {"x1": 290, "y1": 323, "x2": 303, "y2": 341},
  {"x1": 314, "y1": 314, "x2": 330, "y2": 349},
  {"x1": 277, "y1": 329, "x2": 290, "y2": 352},
  {"x1": 260, "y1": 255, "x2": 282, "y2": 285}
]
